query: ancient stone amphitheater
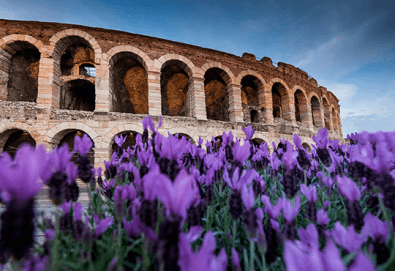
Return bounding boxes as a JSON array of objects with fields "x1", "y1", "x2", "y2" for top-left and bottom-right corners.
[{"x1": 0, "y1": 19, "x2": 344, "y2": 171}]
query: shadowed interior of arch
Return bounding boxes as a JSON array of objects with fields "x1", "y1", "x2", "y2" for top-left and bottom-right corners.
[
  {"x1": 3, "y1": 130, "x2": 36, "y2": 158},
  {"x1": 58, "y1": 130, "x2": 95, "y2": 165}
]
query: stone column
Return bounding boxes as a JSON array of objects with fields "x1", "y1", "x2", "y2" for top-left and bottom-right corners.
[
  {"x1": 260, "y1": 84, "x2": 274, "y2": 125},
  {"x1": 190, "y1": 76, "x2": 207, "y2": 120},
  {"x1": 95, "y1": 63, "x2": 111, "y2": 112},
  {"x1": 0, "y1": 48, "x2": 11, "y2": 100},
  {"x1": 282, "y1": 92, "x2": 296, "y2": 123},
  {"x1": 93, "y1": 147, "x2": 111, "y2": 172},
  {"x1": 147, "y1": 70, "x2": 161, "y2": 116},
  {"x1": 37, "y1": 57, "x2": 60, "y2": 108},
  {"x1": 228, "y1": 83, "x2": 243, "y2": 123}
]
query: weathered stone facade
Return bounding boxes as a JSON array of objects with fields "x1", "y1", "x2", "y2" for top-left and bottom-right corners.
[{"x1": 0, "y1": 19, "x2": 344, "y2": 170}]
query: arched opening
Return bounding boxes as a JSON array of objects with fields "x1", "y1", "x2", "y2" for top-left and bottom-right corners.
[
  {"x1": 323, "y1": 98, "x2": 331, "y2": 131},
  {"x1": 273, "y1": 105, "x2": 281, "y2": 118},
  {"x1": 271, "y1": 83, "x2": 291, "y2": 121},
  {"x1": 161, "y1": 61, "x2": 189, "y2": 116},
  {"x1": 111, "y1": 132, "x2": 137, "y2": 155},
  {"x1": 311, "y1": 96, "x2": 321, "y2": 128},
  {"x1": 294, "y1": 89, "x2": 309, "y2": 126},
  {"x1": 79, "y1": 63, "x2": 96, "y2": 77},
  {"x1": 173, "y1": 133, "x2": 195, "y2": 144},
  {"x1": 250, "y1": 110, "x2": 259, "y2": 122},
  {"x1": 241, "y1": 75, "x2": 259, "y2": 106},
  {"x1": 3, "y1": 130, "x2": 36, "y2": 158},
  {"x1": 6, "y1": 41, "x2": 41, "y2": 102},
  {"x1": 251, "y1": 138, "x2": 265, "y2": 147},
  {"x1": 204, "y1": 68, "x2": 230, "y2": 122},
  {"x1": 109, "y1": 52, "x2": 148, "y2": 114},
  {"x1": 60, "y1": 79, "x2": 95, "y2": 111},
  {"x1": 60, "y1": 42, "x2": 95, "y2": 76},
  {"x1": 58, "y1": 130, "x2": 95, "y2": 165},
  {"x1": 302, "y1": 143, "x2": 311, "y2": 153}
]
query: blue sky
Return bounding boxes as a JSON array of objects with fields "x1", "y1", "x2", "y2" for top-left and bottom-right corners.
[{"x1": 1, "y1": 0, "x2": 394, "y2": 138}]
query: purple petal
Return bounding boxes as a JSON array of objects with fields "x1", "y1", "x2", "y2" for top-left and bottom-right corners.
[
  {"x1": 95, "y1": 217, "x2": 114, "y2": 237},
  {"x1": 74, "y1": 202, "x2": 83, "y2": 221}
]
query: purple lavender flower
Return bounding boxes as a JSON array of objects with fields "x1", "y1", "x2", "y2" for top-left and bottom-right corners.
[
  {"x1": 321, "y1": 239, "x2": 346, "y2": 271},
  {"x1": 0, "y1": 145, "x2": 52, "y2": 201},
  {"x1": 154, "y1": 168, "x2": 199, "y2": 221},
  {"x1": 336, "y1": 175, "x2": 361, "y2": 201},
  {"x1": 74, "y1": 133, "x2": 93, "y2": 156},
  {"x1": 242, "y1": 125, "x2": 255, "y2": 141},
  {"x1": 115, "y1": 134, "x2": 127, "y2": 147},
  {"x1": 317, "y1": 209, "x2": 330, "y2": 225},
  {"x1": 360, "y1": 212, "x2": 389, "y2": 243},
  {"x1": 297, "y1": 223, "x2": 319, "y2": 249},
  {"x1": 281, "y1": 194, "x2": 301, "y2": 223},
  {"x1": 312, "y1": 127, "x2": 329, "y2": 149},
  {"x1": 284, "y1": 239, "x2": 324, "y2": 271},
  {"x1": 233, "y1": 140, "x2": 251, "y2": 164},
  {"x1": 300, "y1": 184, "x2": 317, "y2": 202},
  {"x1": 261, "y1": 195, "x2": 283, "y2": 219},
  {"x1": 178, "y1": 231, "x2": 227, "y2": 271},
  {"x1": 331, "y1": 221, "x2": 364, "y2": 253},
  {"x1": 95, "y1": 217, "x2": 114, "y2": 238},
  {"x1": 348, "y1": 251, "x2": 377, "y2": 271}
]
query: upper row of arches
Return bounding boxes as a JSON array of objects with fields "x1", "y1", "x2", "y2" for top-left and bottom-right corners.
[{"x1": 0, "y1": 31, "x2": 341, "y2": 134}]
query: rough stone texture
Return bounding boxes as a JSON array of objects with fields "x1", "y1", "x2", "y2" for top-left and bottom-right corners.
[{"x1": 0, "y1": 19, "x2": 345, "y2": 171}]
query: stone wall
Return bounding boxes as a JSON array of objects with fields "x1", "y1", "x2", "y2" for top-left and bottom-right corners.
[{"x1": 0, "y1": 19, "x2": 345, "y2": 171}]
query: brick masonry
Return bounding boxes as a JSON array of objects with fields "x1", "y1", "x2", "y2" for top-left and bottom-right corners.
[{"x1": 0, "y1": 19, "x2": 344, "y2": 172}]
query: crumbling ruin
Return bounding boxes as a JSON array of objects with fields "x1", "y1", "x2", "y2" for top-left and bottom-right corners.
[{"x1": 0, "y1": 19, "x2": 343, "y2": 170}]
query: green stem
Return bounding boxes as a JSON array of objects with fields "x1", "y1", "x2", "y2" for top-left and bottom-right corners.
[
  {"x1": 232, "y1": 220, "x2": 237, "y2": 249},
  {"x1": 262, "y1": 253, "x2": 267, "y2": 271},
  {"x1": 249, "y1": 239, "x2": 254, "y2": 271},
  {"x1": 304, "y1": 170, "x2": 307, "y2": 186},
  {"x1": 143, "y1": 234, "x2": 150, "y2": 271},
  {"x1": 377, "y1": 191, "x2": 395, "y2": 271}
]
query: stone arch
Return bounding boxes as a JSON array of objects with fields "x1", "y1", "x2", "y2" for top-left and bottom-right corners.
[
  {"x1": 310, "y1": 94, "x2": 322, "y2": 128},
  {"x1": 322, "y1": 97, "x2": 331, "y2": 131},
  {"x1": 268, "y1": 78, "x2": 293, "y2": 121},
  {"x1": 103, "y1": 123, "x2": 144, "y2": 150},
  {"x1": 240, "y1": 74, "x2": 263, "y2": 106},
  {"x1": 107, "y1": 48, "x2": 150, "y2": 114},
  {"x1": 49, "y1": 29, "x2": 102, "y2": 63},
  {"x1": 1, "y1": 130, "x2": 36, "y2": 158},
  {"x1": 58, "y1": 130, "x2": 96, "y2": 165},
  {"x1": 166, "y1": 127, "x2": 198, "y2": 144},
  {"x1": 159, "y1": 58, "x2": 193, "y2": 117},
  {"x1": 200, "y1": 62, "x2": 236, "y2": 84},
  {"x1": 60, "y1": 79, "x2": 95, "y2": 111},
  {"x1": 292, "y1": 86, "x2": 310, "y2": 126},
  {"x1": 202, "y1": 64, "x2": 234, "y2": 121},
  {"x1": 237, "y1": 70, "x2": 266, "y2": 86},
  {"x1": 0, "y1": 35, "x2": 44, "y2": 102},
  {"x1": 45, "y1": 122, "x2": 98, "y2": 147},
  {"x1": 110, "y1": 131, "x2": 141, "y2": 156},
  {"x1": 0, "y1": 124, "x2": 38, "y2": 152},
  {"x1": 157, "y1": 54, "x2": 195, "y2": 77},
  {"x1": 105, "y1": 45, "x2": 151, "y2": 71}
]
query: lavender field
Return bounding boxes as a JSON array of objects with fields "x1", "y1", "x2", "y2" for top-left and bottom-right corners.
[{"x1": 0, "y1": 115, "x2": 394, "y2": 271}]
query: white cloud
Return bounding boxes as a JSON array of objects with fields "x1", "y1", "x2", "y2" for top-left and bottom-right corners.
[{"x1": 325, "y1": 83, "x2": 357, "y2": 101}]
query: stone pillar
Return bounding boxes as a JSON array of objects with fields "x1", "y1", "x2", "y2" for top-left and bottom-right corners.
[
  {"x1": 282, "y1": 92, "x2": 296, "y2": 123},
  {"x1": 190, "y1": 76, "x2": 207, "y2": 120},
  {"x1": 147, "y1": 70, "x2": 161, "y2": 116},
  {"x1": 93, "y1": 147, "x2": 111, "y2": 172},
  {"x1": 95, "y1": 63, "x2": 111, "y2": 112},
  {"x1": 37, "y1": 57, "x2": 60, "y2": 108},
  {"x1": 228, "y1": 83, "x2": 243, "y2": 123},
  {"x1": 305, "y1": 103, "x2": 314, "y2": 130},
  {"x1": 319, "y1": 105, "x2": 325, "y2": 129},
  {"x1": 0, "y1": 48, "x2": 11, "y2": 100},
  {"x1": 260, "y1": 84, "x2": 274, "y2": 125}
]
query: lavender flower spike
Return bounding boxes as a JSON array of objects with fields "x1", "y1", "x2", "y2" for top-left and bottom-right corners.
[
  {"x1": 242, "y1": 125, "x2": 255, "y2": 141},
  {"x1": 331, "y1": 221, "x2": 363, "y2": 253},
  {"x1": 282, "y1": 194, "x2": 301, "y2": 223},
  {"x1": 361, "y1": 212, "x2": 389, "y2": 243},
  {"x1": 312, "y1": 127, "x2": 329, "y2": 149},
  {"x1": 300, "y1": 184, "x2": 317, "y2": 202},
  {"x1": 95, "y1": 217, "x2": 114, "y2": 238},
  {"x1": 74, "y1": 133, "x2": 93, "y2": 156},
  {"x1": 114, "y1": 134, "x2": 127, "y2": 147},
  {"x1": 241, "y1": 185, "x2": 255, "y2": 211},
  {"x1": 73, "y1": 202, "x2": 83, "y2": 221},
  {"x1": 336, "y1": 175, "x2": 361, "y2": 201},
  {"x1": 261, "y1": 195, "x2": 283, "y2": 219}
]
